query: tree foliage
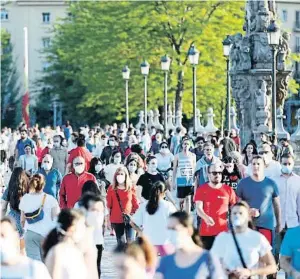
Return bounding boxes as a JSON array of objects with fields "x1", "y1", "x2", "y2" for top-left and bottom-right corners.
[
  {"x1": 38, "y1": 1, "x2": 245, "y2": 127},
  {"x1": 1, "y1": 28, "x2": 20, "y2": 127}
]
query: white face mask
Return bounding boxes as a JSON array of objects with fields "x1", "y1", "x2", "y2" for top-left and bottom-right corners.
[
  {"x1": 101, "y1": 139, "x2": 107, "y2": 145},
  {"x1": 109, "y1": 140, "x2": 115, "y2": 147},
  {"x1": 168, "y1": 230, "x2": 189, "y2": 249},
  {"x1": 86, "y1": 211, "x2": 104, "y2": 229},
  {"x1": 232, "y1": 215, "x2": 247, "y2": 228},
  {"x1": 128, "y1": 165, "x2": 137, "y2": 173},
  {"x1": 47, "y1": 143, "x2": 53, "y2": 149},
  {"x1": 0, "y1": 238, "x2": 18, "y2": 264},
  {"x1": 116, "y1": 174, "x2": 125, "y2": 184},
  {"x1": 74, "y1": 164, "x2": 85, "y2": 174},
  {"x1": 161, "y1": 148, "x2": 170, "y2": 154},
  {"x1": 95, "y1": 164, "x2": 103, "y2": 173},
  {"x1": 114, "y1": 157, "x2": 121, "y2": 164},
  {"x1": 42, "y1": 162, "x2": 52, "y2": 171},
  {"x1": 148, "y1": 164, "x2": 157, "y2": 173}
]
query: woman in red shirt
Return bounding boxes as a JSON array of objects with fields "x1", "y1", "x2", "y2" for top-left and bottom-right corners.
[{"x1": 106, "y1": 166, "x2": 139, "y2": 244}]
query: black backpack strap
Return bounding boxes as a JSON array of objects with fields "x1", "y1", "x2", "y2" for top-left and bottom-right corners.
[{"x1": 114, "y1": 189, "x2": 124, "y2": 214}]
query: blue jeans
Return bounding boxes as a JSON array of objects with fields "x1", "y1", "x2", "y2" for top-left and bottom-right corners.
[{"x1": 112, "y1": 223, "x2": 134, "y2": 245}]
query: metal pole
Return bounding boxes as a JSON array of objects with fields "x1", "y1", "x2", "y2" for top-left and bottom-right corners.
[
  {"x1": 226, "y1": 58, "x2": 231, "y2": 131},
  {"x1": 271, "y1": 47, "x2": 277, "y2": 134},
  {"x1": 164, "y1": 71, "x2": 168, "y2": 138},
  {"x1": 125, "y1": 79, "x2": 129, "y2": 128},
  {"x1": 192, "y1": 66, "x2": 197, "y2": 133},
  {"x1": 53, "y1": 100, "x2": 57, "y2": 128},
  {"x1": 144, "y1": 76, "x2": 148, "y2": 128}
]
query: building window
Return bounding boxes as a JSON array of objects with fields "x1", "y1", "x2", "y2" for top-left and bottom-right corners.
[
  {"x1": 282, "y1": 10, "x2": 287, "y2": 23},
  {"x1": 296, "y1": 37, "x2": 300, "y2": 52},
  {"x1": 42, "y1": 12, "x2": 50, "y2": 23},
  {"x1": 1, "y1": 9, "x2": 9, "y2": 21},
  {"x1": 42, "y1": 37, "x2": 51, "y2": 48},
  {"x1": 296, "y1": 11, "x2": 300, "y2": 28}
]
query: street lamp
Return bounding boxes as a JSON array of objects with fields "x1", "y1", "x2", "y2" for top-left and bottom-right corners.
[
  {"x1": 141, "y1": 60, "x2": 150, "y2": 128},
  {"x1": 188, "y1": 44, "x2": 200, "y2": 133},
  {"x1": 161, "y1": 54, "x2": 171, "y2": 138},
  {"x1": 267, "y1": 20, "x2": 280, "y2": 135},
  {"x1": 222, "y1": 35, "x2": 232, "y2": 131},
  {"x1": 122, "y1": 65, "x2": 130, "y2": 128}
]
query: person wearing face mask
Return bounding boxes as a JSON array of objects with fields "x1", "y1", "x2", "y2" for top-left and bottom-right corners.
[
  {"x1": 49, "y1": 135, "x2": 68, "y2": 177},
  {"x1": 150, "y1": 132, "x2": 163, "y2": 155},
  {"x1": 59, "y1": 156, "x2": 96, "y2": 209},
  {"x1": 195, "y1": 163, "x2": 237, "y2": 250},
  {"x1": 124, "y1": 135, "x2": 138, "y2": 157},
  {"x1": 277, "y1": 136, "x2": 294, "y2": 161},
  {"x1": 18, "y1": 144, "x2": 38, "y2": 176},
  {"x1": 78, "y1": 193, "x2": 107, "y2": 278},
  {"x1": 43, "y1": 209, "x2": 90, "y2": 279},
  {"x1": 247, "y1": 143, "x2": 281, "y2": 179},
  {"x1": 19, "y1": 174, "x2": 60, "y2": 261},
  {"x1": 67, "y1": 135, "x2": 93, "y2": 173},
  {"x1": 156, "y1": 211, "x2": 225, "y2": 279},
  {"x1": 38, "y1": 154, "x2": 62, "y2": 199},
  {"x1": 173, "y1": 138, "x2": 196, "y2": 213},
  {"x1": 222, "y1": 156, "x2": 242, "y2": 191},
  {"x1": 237, "y1": 155, "x2": 281, "y2": 249},
  {"x1": 242, "y1": 142, "x2": 258, "y2": 166},
  {"x1": 272, "y1": 153, "x2": 300, "y2": 261},
  {"x1": 89, "y1": 157, "x2": 110, "y2": 191},
  {"x1": 192, "y1": 136, "x2": 205, "y2": 162},
  {"x1": 104, "y1": 151, "x2": 123, "y2": 184},
  {"x1": 100, "y1": 135, "x2": 122, "y2": 165},
  {"x1": 211, "y1": 201, "x2": 277, "y2": 279},
  {"x1": 125, "y1": 158, "x2": 142, "y2": 186},
  {"x1": 1, "y1": 217, "x2": 52, "y2": 279},
  {"x1": 155, "y1": 142, "x2": 174, "y2": 173},
  {"x1": 106, "y1": 166, "x2": 139, "y2": 244},
  {"x1": 67, "y1": 132, "x2": 78, "y2": 152},
  {"x1": 132, "y1": 182, "x2": 176, "y2": 256},
  {"x1": 40, "y1": 137, "x2": 53, "y2": 160},
  {"x1": 93, "y1": 134, "x2": 107, "y2": 157}
]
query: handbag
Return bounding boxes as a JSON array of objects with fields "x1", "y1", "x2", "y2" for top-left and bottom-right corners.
[
  {"x1": 114, "y1": 189, "x2": 131, "y2": 225},
  {"x1": 24, "y1": 194, "x2": 47, "y2": 224}
]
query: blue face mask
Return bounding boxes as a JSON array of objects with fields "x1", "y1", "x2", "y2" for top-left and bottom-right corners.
[{"x1": 281, "y1": 165, "x2": 293, "y2": 175}]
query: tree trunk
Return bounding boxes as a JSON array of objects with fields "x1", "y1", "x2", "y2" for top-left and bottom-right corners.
[{"x1": 175, "y1": 69, "x2": 184, "y2": 114}]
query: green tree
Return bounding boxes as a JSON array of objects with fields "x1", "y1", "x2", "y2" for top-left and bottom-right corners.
[
  {"x1": 1, "y1": 28, "x2": 20, "y2": 127},
  {"x1": 39, "y1": 1, "x2": 244, "y2": 127}
]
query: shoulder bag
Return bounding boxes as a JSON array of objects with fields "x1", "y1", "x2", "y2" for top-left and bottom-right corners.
[
  {"x1": 114, "y1": 189, "x2": 131, "y2": 225},
  {"x1": 24, "y1": 194, "x2": 47, "y2": 224}
]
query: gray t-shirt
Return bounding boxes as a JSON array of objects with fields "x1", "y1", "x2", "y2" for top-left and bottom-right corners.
[
  {"x1": 236, "y1": 176, "x2": 279, "y2": 230},
  {"x1": 49, "y1": 147, "x2": 68, "y2": 176}
]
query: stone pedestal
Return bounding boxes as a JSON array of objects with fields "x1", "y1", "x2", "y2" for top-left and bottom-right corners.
[
  {"x1": 195, "y1": 108, "x2": 205, "y2": 133},
  {"x1": 153, "y1": 109, "x2": 163, "y2": 131},
  {"x1": 204, "y1": 107, "x2": 218, "y2": 133},
  {"x1": 291, "y1": 109, "x2": 300, "y2": 175},
  {"x1": 276, "y1": 107, "x2": 290, "y2": 140},
  {"x1": 230, "y1": 106, "x2": 239, "y2": 134},
  {"x1": 135, "y1": 111, "x2": 145, "y2": 130}
]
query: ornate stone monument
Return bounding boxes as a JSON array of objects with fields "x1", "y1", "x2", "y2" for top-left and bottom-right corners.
[
  {"x1": 153, "y1": 109, "x2": 163, "y2": 131},
  {"x1": 231, "y1": 0, "x2": 291, "y2": 147},
  {"x1": 195, "y1": 109, "x2": 205, "y2": 133},
  {"x1": 204, "y1": 107, "x2": 218, "y2": 133},
  {"x1": 276, "y1": 107, "x2": 289, "y2": 140},
  {"x1": 230, "y1": 107, "x2": 240, "y2": 134},
  {"x1": 147, "y1": 110, "x2": 155, "y2": 130},
  {"x1": 135, "y1": 111, "x2": 145, "y2": 130}
]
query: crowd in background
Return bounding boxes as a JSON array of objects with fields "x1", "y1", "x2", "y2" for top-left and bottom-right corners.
[{"x1": 0, "y1": 120, "x2": 300, "y2": 279}]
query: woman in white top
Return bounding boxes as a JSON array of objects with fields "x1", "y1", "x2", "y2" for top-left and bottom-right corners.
[
  {"x1": 1, "y1": 217, "x2": 51, "y2": 279},
  {"x1": 104, "y1": 150, "x2": 123, "y2": 183},
  {"x1": 18, "y1": 144, "x2": 38, "y2": 176},
  {"x1": 19, "y1": 174, "x2": 59, "y2": 261},
  {"x1": 132, "y1": 181, "x2": 176, "y2": 256},
  {"x1": 43, "y1": 209, "x2": 88, "y2": 279},
  {"x1": 155, "y1": 142, "x2": 174, "y2": 172},
  {"x1": 211, "y1": 201, "x2": 277, "y2": 279}
]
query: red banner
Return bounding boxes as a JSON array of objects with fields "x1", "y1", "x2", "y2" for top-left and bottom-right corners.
[{"x1": 22, "y1": 91, "x2": 30, "y2": 127}]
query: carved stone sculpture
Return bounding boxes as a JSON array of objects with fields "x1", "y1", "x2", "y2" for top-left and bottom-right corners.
[
  {"x1": 135, "y1": 111, "x2": 145, "y2": 130},
  {"x1": 153, "y1": 109, "x2": 163, "y2": 131},
  {"x1": 276, "y1": 107, "x2": 290, "y2": 140},
  {"x1": 204, "y1": 107, "x2": 218, "y2": 133},
  {"x1": 255, "y1": 8, "x2": 270, "y2": 32},
  {"x1": 255, "y1": 80, "x2": 269, "y2": 130},
  {"x1": 195, "y1": 108, "x2": 205, "y2": 133},
  {"x1": 277, "y1": 32, "x2": 291, "y2": 71},
  {"x1": 147, "y1": 110, "x2": 155, "y2": 130},
  {"x1": 167, "y1": 106, "x2": 175, "y2": 132}
]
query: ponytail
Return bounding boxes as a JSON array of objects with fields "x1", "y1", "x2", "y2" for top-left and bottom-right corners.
[
  {"x1": 146, "y1": 181, "x2": 165, "y2": 215},
  {"x1": 29, "y1": 174, "x2": 45, "y2": 192}
]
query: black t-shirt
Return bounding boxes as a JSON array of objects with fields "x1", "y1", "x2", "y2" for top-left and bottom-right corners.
[
  {"x1": 222, "y1": 168, "x2": 241, "y2": 191},
  {"x1": 137, "y1": 172, "x2": 165, "y2": 200}
]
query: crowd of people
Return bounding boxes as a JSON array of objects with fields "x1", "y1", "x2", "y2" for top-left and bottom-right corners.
[{"x1": 0, "y1": 121, "x2": 300, "y2": 279}]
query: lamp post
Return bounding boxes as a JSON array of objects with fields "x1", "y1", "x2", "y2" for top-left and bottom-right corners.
[
  {"x1": 141, "y1": 60, "x2": 150, "y2": 128},
  {"x1": 267, "y1": 20, "x2": 280, "y2": 135},
  {"x1": 122, "y1": 65, "x2": 130, "y2": 128},
  {"x1": 222, "y1": 35, "x2": 232, "y2": 131},
  {"x1": 188, "y1": 44, "x2": 200, "y2": 133},
  {"x1": 161, "y1": 54, "x2": 171, "y2": 138}
]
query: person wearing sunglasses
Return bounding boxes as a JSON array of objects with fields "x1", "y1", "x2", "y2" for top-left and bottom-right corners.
[
  {"x1": 246, "y1": 143, "x2": 281, "y2": 179},
  {"x1": 194, "y1": 162, "x2": 237, "y2": 250},
  {"x1": 155, "y1": 142, "x2": 174, "y2": 173}
]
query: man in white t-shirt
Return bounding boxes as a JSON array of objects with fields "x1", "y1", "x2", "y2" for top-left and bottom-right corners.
[
  {"x1": 1, "y1": 217, "x2": 51, "y2": 279},
  {"x1": 246, "y1": 143, "x2": 281, "y2": 179}
]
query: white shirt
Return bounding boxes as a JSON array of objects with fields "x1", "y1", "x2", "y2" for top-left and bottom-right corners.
[
  {"x1": 273, "y1": 173, "x2": 300, "y2": 230},
  {"x1": 1, "y1": 257, "x2": 51, "y2": 279},
  {"x1": 132, "y1": 200, "x2": 176, "y2": 245},
  {"x1": 211, "y1": 228, "x2": 271, "y2": 278},
  {"x1": 246, "y1": 160, "x2": 281, "y2": 179},
  {"x1": 19, "y1": 193, "x2": 59, "y2": 237},
  {"x1": 104, "y1": 163, "x2": 122, "y2": 183},
  {"x1": 19, "y1": 155, "x2": 38, "y2": 173},
  {"x1": 155, "y1": 152, "x2": 174, "y2": 171}
]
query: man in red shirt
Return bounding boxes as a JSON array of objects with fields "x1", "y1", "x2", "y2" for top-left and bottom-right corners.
[
  {"x1": 59, "y1": 156, "x2": 96, "y2": 208},
  {"x1": 195, "y1": 162, "x2": 237, "y2": 250},
  {"x1": 67, "y1": 135, "x2": 92, "y2": 172}
]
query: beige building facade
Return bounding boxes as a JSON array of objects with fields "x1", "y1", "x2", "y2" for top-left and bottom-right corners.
[{"x1": 1, "y1": 0, "x2": 68, "y2": 104}]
